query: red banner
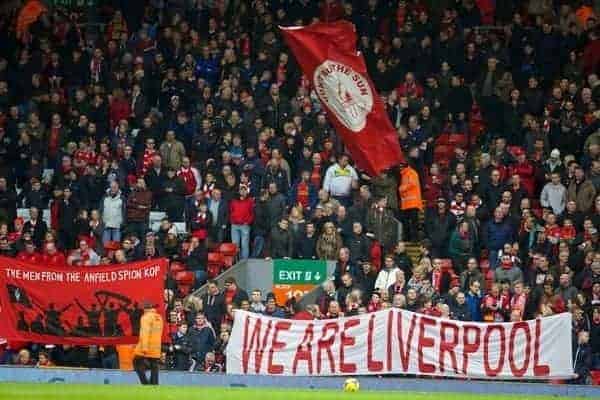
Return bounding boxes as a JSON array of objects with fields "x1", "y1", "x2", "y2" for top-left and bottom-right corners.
[
  {"x1": 0, "y1": 257, "x2": 167, "y2": 345},
  {"x1": 281, "y1": 22, "x2": 404, "y2": 176}
]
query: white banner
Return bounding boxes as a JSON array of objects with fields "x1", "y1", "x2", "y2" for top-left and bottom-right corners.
[{"x1": 226, "y1": 310, "x2": 573, "y2": 379}]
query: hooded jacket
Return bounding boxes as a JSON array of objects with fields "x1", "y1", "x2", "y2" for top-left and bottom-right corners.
[{"x1": 134, "y1": 308, "x2": 164, "y2": 359}]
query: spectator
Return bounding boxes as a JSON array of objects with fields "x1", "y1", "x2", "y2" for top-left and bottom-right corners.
[
  {"x1": 269, "y1": 218, "x2": 293, "y2": 259},
  {"x1": 206, "y1": 188, "x2": 228, "y2": 244},
  {"x1": 126, "y1": 178, "x2": 152, "y2": 239},
  {"x1": 229, "y1": 185, "x2": 254, "y2": 259},
  {"x1": 541, "y1": 172, "x2": 568, "y2": 215},
  {"x1": 374, "y1": 255, "x2": 401, "y2": 293},
  {"x1": 295, "y1": 222, "x2": 318, "y2": 259},
  {"x1": 572, "y1": 330, "x2": 593, "y2": 384},
  {"x1": 322, "y1": 154, "x2": 358, "y2": 207},
  {"x1": 495, "y1": 254, "x2": 524, "y2": 284},
  {"x1": 223, "y1": 277, "x2": 249, "y2": 307},
  {"x1": 465, "y1": 280, "x2": 483, "y2": 322},
  {"x1": 568, "y1": 165, "x2": 597, "y2": 213},
  {"x1": 101, "y1": 181, "x2": 125, "y2": 245},
  {"x1": 451, "y1": 291, "x2": 472, "y2": 321},
  {"x1": 170, "y1": 322, "x2": 192, "y2": 371},
  {"x1": 188, "y1": 313, "x2": 215, "y2": 372},
  {"x1": 201, "y1": 281, "x2": 226, "y2": 330},
  {"x1": 425, "y1": 198, "x2": 456, "y2": 257},
  {"x1": 366, "y1": 196, "x2": 397, "y2": 253},
  {"x1": 486, "y1": 207, "x2": 515, "y2": 269},
  {"x1": 159, "y1": 131, "x2": 186, "y2": 171},
  {"x1": 316, "y1": 222, "x2": 343, "y2": 260}
]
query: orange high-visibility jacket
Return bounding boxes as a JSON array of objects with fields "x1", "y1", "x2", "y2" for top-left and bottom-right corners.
[
  {"x1": 134, "y1": 309, "x2": 163, "y2": 359},
  {"x1": 398, "y1": 167, "x2": 423, "y2": 210}
]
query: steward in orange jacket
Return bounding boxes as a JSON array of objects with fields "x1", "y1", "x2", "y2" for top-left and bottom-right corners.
[
  {"x1": 134, "y1": 307, "x2": 163, "y2": 359},
  {"x1": 399, "y1": 166, "x2": 423, "y2": 211},
  {"x1": 398, "y1": 165, "x2": 423, "y2": 241}
]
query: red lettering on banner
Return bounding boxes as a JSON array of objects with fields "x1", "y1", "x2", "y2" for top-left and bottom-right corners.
[
  {"x1": 267, "y1": 321, "x2": 291, "y2": 374},
  {"x1": 439, "y1": 321, "x2": 459, "y2": 374},
  {"x1": 386, "y1": 310, "x2": 393, "y2": 371},
  {"x1": 533, "y1": 319, "x2": 550, "y2": 376},
  {"x1": 242, "y1": 316, "x2": 257, "y2": 374},
  {"x1": 292, "y1": 323, "x2": 314, "y2": 374},
  {"x1": 483, "y1": 325, "x2": 506, "y2": 377},
  {"x1": 242, "y1": 317, "x2": 274, "y2": 374},
  {"x1": 367, "y1": 314, "x2": 382, "y2": 372},
  {"x1": 461, "y1": 325, "x2": 481, "y2": 375},
  {"x1": 509, "y1": 322, "x2": 531, "y2": 377},
  {"x1": 397, "y1": 312, "x2": 417, "y2": 371},
  {"x1": 417, "y1": 316, "x2": 436, "y2": 374},
  {"x1": 317, "y1": 322, "x2": 339, "y2": 374},
  {"x1": 339, "y1": 319, "x2": 359, "y2": 373}
]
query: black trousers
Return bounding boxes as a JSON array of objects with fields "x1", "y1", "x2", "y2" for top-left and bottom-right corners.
[
  {"x1": 401, "y1": 208, "x2": 419, "y2": 242},
  {"x1": 133, "y1": 356, "x2": 159, "y2": 385}
]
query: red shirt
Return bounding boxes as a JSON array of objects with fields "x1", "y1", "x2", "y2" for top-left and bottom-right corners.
[
  {"x1": 229, "y1": 197, "x2": 255, "y2": 225},
  {"x1": 295, "y1": 181, "x2": 310, "y2": 208},
  {"x1": 16, "y1": 251, "x2": 41, "y2": 264},
  {"x1": 42, "y1": 251, "x2": 67, "y2": 267}
]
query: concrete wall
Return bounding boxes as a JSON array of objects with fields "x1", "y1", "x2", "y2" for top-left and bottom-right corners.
[{"x1": 0, "y1": 366, "x2": 599, "y2": 397}]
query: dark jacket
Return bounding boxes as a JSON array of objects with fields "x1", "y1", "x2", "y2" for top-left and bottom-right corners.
[
  {"x1": 485, "y1": 218, "x2": 515, "y2": 251},
  {"x1": 0, "y1": 188, "x2": 16, "y2": 224},
  {"x1": 294, "y1": 233, "x2": 317, "y2": 259},
  {"x1": 126, "y1": 189, "x2": 152, "y2": 222},
  {"x1": 188, "y1": 325, "x2": 215, "y2": 366},
  {"x1": 171, "y1": 331, "x2": 193, "y2": 371},
  {"x1": 347, "y1": 233, "x2": 370, "y2": 264},
  {"x1": 23, "y1": 219, "x2": 48, "y2": 248},
  {"x1": 266, "y1": 193, "x2": 287, "y2": 227},
  {"x1": 451, "y1": 302, "x2": 472, "y2": 321},
  {"x1": 200, "y1": 291, "x2": 226, "y2": 329},
  {"x1": 425, "y1": 209, "x2": 456, "y2": 255},
  {"x1": 269, "y1": 226, "x2": 293, "y2": 258}
]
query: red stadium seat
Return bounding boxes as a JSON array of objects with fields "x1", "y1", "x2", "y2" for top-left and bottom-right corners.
[
  {"x1": 590, "y1": 370, "x2": 600, "y2": 385},
  {"x1": 207, "y1": 252, "x2": 225, "y2": 278},
  {"x1": 174, "y1": 271, "x2": 195, "y2": 286},
  {"x1": 218, "y1": 242, "x2": 238, "y2": 268}
]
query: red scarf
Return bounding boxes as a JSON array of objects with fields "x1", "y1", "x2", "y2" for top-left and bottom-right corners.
[{"x1": 178, "y1": 167, "x2": 197, "y2": 196}]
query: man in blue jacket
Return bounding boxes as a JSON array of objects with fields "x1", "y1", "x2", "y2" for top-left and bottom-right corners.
[
  {"x1": 465, "y1": 280, "x2": 483, "y2": 321},
  {"x1": 485, "y1": 207, "x2": 515, "y2": 269}
]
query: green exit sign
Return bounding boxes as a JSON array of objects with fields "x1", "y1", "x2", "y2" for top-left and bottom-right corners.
[{"x1": 273, "y1": 259, "x2": 327, "y2": 285}]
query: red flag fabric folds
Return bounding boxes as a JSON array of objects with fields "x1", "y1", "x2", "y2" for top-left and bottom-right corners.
[{"x1": 281, "y1": 21, "x2": 404, "y2": 176}]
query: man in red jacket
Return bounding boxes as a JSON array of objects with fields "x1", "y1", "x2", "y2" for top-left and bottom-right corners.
[{"x1": 228, "y1": 185, "x2": 254, "y2": 259}]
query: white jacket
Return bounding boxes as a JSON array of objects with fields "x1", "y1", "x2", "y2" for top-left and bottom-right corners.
[
  {"x1": 374, "y1": 267, "x2": 400, "y2": 292},
  {"x1": 102, "y1": 190, "x2": 124, "y2": 228},
  {"x1": 323, "y1": 163, "x2": 358, "y2": 197}
]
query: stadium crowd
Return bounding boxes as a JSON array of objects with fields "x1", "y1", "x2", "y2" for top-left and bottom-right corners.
[{"x1": 0, "y1": 0, "x2": 599, "y2": 384}]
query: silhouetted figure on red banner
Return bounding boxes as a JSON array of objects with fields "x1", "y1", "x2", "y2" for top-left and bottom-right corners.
[
  {"x1": 75, "y1": 299, "x2": 102, "y2": 336},
  {"x1": 30, "y1": 314, "x2": 44, "y2": 334},
  {"x1": 45, "y1": 303, "x2": 72, "y2": 336}
]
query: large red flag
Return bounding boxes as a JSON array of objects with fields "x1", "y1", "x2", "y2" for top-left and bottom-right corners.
[{"x1": 281, "y1": 21, "x2": 404, "y2": 176}]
